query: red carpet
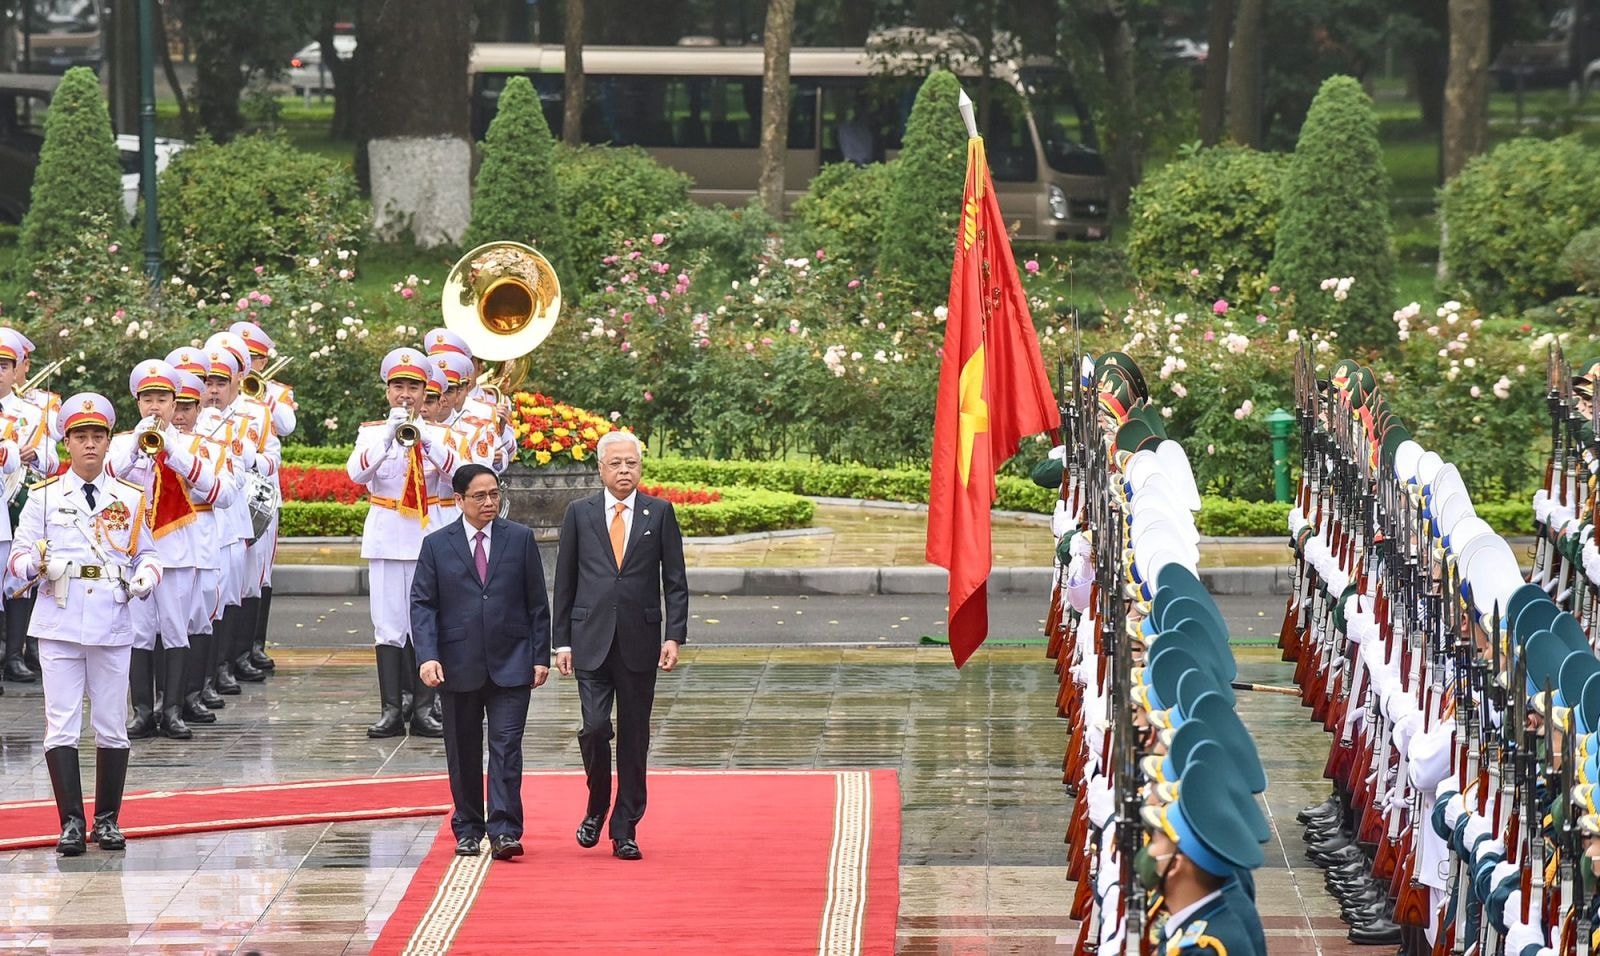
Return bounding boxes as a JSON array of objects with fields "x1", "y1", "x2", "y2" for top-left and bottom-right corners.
[
  {"x1": 0, "y1": 772, "x2": 453, "y2": 850},
  {"x1": 374, "y1": 769, "x2": 900, "y2": 955}
]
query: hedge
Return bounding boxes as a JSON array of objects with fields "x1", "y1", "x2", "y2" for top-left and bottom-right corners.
[
  {"x1": 274, "y1": 449, "x2": 1538, "y2": 537},
  {"x1": 276, "y1": 482, "x2": 810, "y2": 538}
]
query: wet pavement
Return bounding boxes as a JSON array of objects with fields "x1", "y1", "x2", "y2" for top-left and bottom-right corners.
[{"x1": 0, "y1": 610, "x2": 1371, "y2": 955}]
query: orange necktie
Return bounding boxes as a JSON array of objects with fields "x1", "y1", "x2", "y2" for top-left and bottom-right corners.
[{"x1": 610, "y1": 501, "x2": 627, "y2": 568}]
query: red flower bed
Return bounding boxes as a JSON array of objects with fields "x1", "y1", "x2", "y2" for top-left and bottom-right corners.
[
  {"x1": 639, "y1": 483, "x2": 721, "y2": 506},
  {"x1": 279, "y1": 465, "x2": 364, "y2": 504}
]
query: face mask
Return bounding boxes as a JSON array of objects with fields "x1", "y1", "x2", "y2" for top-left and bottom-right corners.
[{"x1": 1136, "y1": 845, "x2": 1175, "y2": 892}]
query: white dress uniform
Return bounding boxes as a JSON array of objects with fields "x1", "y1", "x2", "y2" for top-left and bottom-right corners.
[
  {"x1": 105, "y1": 420, "x2": 230, "y2": 651},
  {"x1": 426, "y1": 328, "x2": 517, "y2": 472},
  {"x1": 9, "y1": 400, "x2": 161, "y2": 751},
  {"x1": 0, "y1": 387, "x2": 61, "y2": 586},
  {"x1": 347, "y1": 349, "x2": 458, "y2": 647},
  {"x1": 227, "y1": 394, "x2": 280, "y2": 598},
  {"x1": 164, "y1": 355, "x2": 230, "y2": 637}
]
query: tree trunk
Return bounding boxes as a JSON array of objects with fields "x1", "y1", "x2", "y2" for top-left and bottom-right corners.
[
  {"x1": 757, "y1": 0, "x2": 796, "y2": 218},
  {"x1": 355, "y1": 0, "x2": 473, "y2": 247},
  {"x1": 182, "y1": 0, "x2": 245, "y2": 141},
  {"x1": 1084, "y1": 5, "x2": 1142, "y2": 215},
  {"x1": 1199, "y1": 0, "x2": 1234, "y2": 145},
  {"x1": 1227, "y1": 0, "x2": 1266, "y2": 147},
  {"x1": 319, "y1": 4, "x2": 355, "y2": 141},
  {"x1": 1441, "y1": 0, "x2": 1490, "y2": 180},
  {"x1": 108, "y1": 0, "x2": 140, "y2": 134},
  {"x1": 154, "y1": 1, "x2": 194, "y2": 138},
  {"x1": 563, "y1": 0, "x2": 585, "y2": 145}
]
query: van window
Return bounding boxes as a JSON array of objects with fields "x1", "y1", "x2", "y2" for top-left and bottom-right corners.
[
  {"x1": 24, "y1": 0, "x2": 100, "y2": 33},
  {"x1": 1020, "y1": 66, "x2": 1104, "y2": 176}
]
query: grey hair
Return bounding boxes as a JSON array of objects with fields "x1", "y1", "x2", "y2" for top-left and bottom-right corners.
[{"x1": 596, "y1": 430, "x2": 643, "y2": 460}]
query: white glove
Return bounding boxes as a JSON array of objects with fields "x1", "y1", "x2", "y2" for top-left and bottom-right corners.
[
  {"x1": 44, "y1": 557, "x2": 73, "y2": 582},
  {"x1": 1503, "y1": 920, "x2": 1546, "y2": 955},
  {"x1": 1069, "y1": 531, "x2": 1092, "y2": 559},
  {"x1": 127, "y1": 566, "x2": 157, "y2": 598},
  {"x1": 136, "y1": 415, "x2": 158, "y2": 435},
  {"x1": 233, "y1": 436, "x2": 256, "y2": 472}
]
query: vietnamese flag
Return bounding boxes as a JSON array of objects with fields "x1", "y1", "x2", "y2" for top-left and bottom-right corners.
[{"x1": 926, "y1": 132, "x2": 1061, "y2": 667}]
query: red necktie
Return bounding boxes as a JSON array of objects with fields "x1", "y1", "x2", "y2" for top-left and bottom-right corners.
[{"x1": 474, "y1": 530, "x2": 488, "y2": 584}]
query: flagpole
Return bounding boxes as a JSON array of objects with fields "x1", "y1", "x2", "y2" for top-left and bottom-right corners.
[{"x1": 957, "y1": 88, "x2": 979, "y2": 139}]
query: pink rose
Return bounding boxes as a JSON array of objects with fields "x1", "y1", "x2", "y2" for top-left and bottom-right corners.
[
  {"x1": 645, "y1": 294, "x2": 658, "y2": 306},
  {"x1": 816, "y1": 249, "x2": 826, "y2": 260},
  {"x1": 1256, "y1": 314, "x2": 1267, "y2": 324},
  {"x1": 107, "y1": 243, "x2": 119, "y2": 254},
  {"x1": 254, "y1": 266, "x2": 265, "y2": 275},
  {"x1": 1189, "y1": 269, "x2": 1200, "y2": 276},
  {"x1": 1213, "y1": 299, "x2": 1229, "y2": 315},
  {"x1": 1203, "y1": 330, "x2": 1215, "y2": 342},
  {"x1": 400, "y1": 287, "x2": 415, "y2": 300},
  {"x1": 1024, "y1": 259, "x2": 1039, "y2": 274},
  {"x1": 620, "y1": 341, "x2": 632, "y2": 353},
  {"x1": 847, "y1": 279, "x2": 861, "y2": 289},
  {"x1": 651, "y1": 233, "x2": 666, "y2": 246},
  {"x1": 643, "y1": 390, "x2": 654, "y2": 401},
  {"x1": 1269, "y1": 285, "x2": 1280, "y2": 293}
]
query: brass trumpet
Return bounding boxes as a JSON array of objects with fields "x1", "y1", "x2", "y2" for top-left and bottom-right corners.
[
  {"x1": 240, "y1": 356, "x2": 293, "y2": 401},
  {"x1": 18, "y1": 356, "x2": 67, "y2": 395},
  {"x1": 395, "y1": 410, "x2": 421, "y2": 448},
  {"x1": 138, "y1": 429, "x2": 164, "y2": 455}
]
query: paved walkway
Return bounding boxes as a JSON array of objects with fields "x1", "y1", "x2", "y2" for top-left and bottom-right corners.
[{"x1": 0, "y1": 639, "x2": 1364, "y2": 954}]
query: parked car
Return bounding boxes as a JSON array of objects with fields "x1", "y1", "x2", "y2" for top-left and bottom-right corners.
[
  {"x1": 287, "y1": 35, "x2": 355, "y2": 94},
  {"x1": 0, "y1": 71, "x2": 184, "y2": 224}
]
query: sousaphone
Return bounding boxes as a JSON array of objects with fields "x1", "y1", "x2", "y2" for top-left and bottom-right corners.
[{"x1": 441, "y1": 240, "x2": 562, "y2": 398}]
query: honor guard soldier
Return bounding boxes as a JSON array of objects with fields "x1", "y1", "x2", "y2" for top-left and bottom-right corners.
[
  {"x1": 108, "y1": 361, "x2": 232, "y2": 741},
  {"x1": 1140, "y1": 769, "x2": 1265, "y2": 955},
  {"x1": 230, "y1": 320, "x2": 293, "y2": 671},
  {"x1": 347, "y1": 347, "x2": 458, "y2": 739},
  {"x1": 0, "y1": 328, "x2": 61, "y2": 684},
  {"x1": 8, "y1": 393, "x2": 161, "y2": 855},
  {"x1": 167, "y1": 351, "x2": 231, "y2": 723},
  {"x1": 203, "y1": 332, "x2": 280, "y2": 689}
]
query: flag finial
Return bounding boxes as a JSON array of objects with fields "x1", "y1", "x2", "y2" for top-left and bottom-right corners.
[{"x1": 957, "y1": 88, "x2": 979, "y2": 139}]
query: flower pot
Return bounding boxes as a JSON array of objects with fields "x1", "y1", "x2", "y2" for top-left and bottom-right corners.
[{"x1": 500, "y1": 462, "x2": 602, "y2": 542}]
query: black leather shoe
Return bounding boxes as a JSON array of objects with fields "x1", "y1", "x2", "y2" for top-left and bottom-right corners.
[
  {"x1": 367, "y1": 707, "x2": 404, "y2": 739},
  {"x1": 1313, "y1": 846, "x2": 1364, "y2": 869},
  {"x1": 91, "y1": 815, "x2": 126, "y2": 850},
  {"x1": 576, "y1": 814, "x2": 604, "y2": 848},
  {"x1": 57, "y1": 818, "x2": 86, "y2": 856},
  {"x1": 612, "y1": 838, "x2": 642, "y2": 860},
  {"x1": 1309, "y1": 832, "x2": 1355, "y2": 854},
  {"x1": 214, "y1": 664, "x2": 240, "y2": 695},
  {"x1": 409, "y1": 712, "x2": 444, "y2": 738},
  {"x1": 1298, "y1": 797, "x2": 1339, "y2": 823},
  {"x1": 3, "y1": 655, "x2": 37, "y2": 682},
  {"x1": 455, "y1": 836, "x2": 482, "y2": 856},
  {"x1": 491, "y1": 835, "x2": 523, "y2": 860},
  {"x1": 1303, "y1": 820, "x2": 1345, "y2": 839},
  {"x1": 233, "y1": 654, "x2": 266, "y2": 682},
  {"x1": 250, "y1": 648, "x2": 275, "y2": 671},
  {"x1": 126, "y1": 707, "x2": 159, "y2": 740},
  {"x1": 183, "y1": 694, "x2": 217, "y2": 724},
  {"x1": 200, "y1": 682, "x2": 226, "y2": 708},
  {"x1": 1326, "y1": 866, "x2": 1372, "y2": 887},
  {"x1": 1347, "y1": 916, "x2": 1403, "y2": 945}
]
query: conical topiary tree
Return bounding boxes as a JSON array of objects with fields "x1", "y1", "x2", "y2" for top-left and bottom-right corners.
[
  {"x1": 877, "y1": 70, "x2": 970, "y2": 307},
  {"x1": 1269, "y1": 75, "x2": 1395, "y2": 347},
  {"x1": 17, "y1": 66, "x2": 127, "y2": 276},
  {"x1": 463, "y1": 74, "x2": 567, "y2": 281}
]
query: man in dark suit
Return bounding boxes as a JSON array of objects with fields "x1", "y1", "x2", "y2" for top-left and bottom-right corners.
[
  {"x1": 554, "y1": 431, "x2": 689, "y2": 861},
  {"x1": 412, "y1": 463, "x2": 551, "y2": 861}
]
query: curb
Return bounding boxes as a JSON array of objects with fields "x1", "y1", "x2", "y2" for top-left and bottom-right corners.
[{"x1": 268, "y1": 563, "x2": 1296, "y2": 598}]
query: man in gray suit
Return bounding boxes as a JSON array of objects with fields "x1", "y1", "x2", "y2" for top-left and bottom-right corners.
[
  {"x1": 553, "y1": 431, "x2": 688, "y2": 861},
  {"x1": 412, "y1": 463, "x2": 552, "y2": 861}
]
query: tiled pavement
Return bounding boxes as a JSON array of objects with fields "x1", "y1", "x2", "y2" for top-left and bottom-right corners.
[{"x1": 0, "y1": 644, "x2": 1369, "y2": 954}]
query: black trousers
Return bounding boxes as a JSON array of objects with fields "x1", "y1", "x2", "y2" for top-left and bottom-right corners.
[
  {"x1": 577, "y1": 638, "x2": 658, "y2": 840},
  {"x1": 440, "y1": 681, "x2": 530, "y2": 842}
]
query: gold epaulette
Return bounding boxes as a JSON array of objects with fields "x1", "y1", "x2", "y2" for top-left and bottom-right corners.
[
  {"x1": 28, "y1": 475, "x2": 59, "y2": 491},
  {"x1": 115, "y1": 477, "x2": 144, "y2": 493}
]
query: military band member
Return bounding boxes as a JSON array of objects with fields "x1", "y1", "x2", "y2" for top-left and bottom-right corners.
[
  {"x1": 9, "y1": 393, "x2": 161, "y2": 855},
  {"x1": 230, "y1": 321, "x2": 293, "y2": 672},
  {"x1": 426, "y1": 328, "x2": 515, "y2": 473},
  {"x1": 347, "y1": 348, "x2": 458, "y2": 739},
  {"x1": 203, "y1": 332, "x2": 280, "y2": 689},
  {"x1": 197, "y1": 343, "x2": 255, "y2": 700},
  {"x1": 436, "y1": 351, "x2": 500, "y2": 470},
  {"x1": 109, "y1": 361, "x2": 232, "y2": 741},
  {"x1": 0, "y1": 327, "x2": 61, "y2": 684},
  {"x1": 168, "y1": 362, "x2": 231, "y2": 725}
]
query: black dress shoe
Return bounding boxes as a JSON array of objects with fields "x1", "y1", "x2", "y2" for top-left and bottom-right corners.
[
  {"x1": 183, "y1": 694, "x2": 217, "y2": 724},
  {"x1": 455, "y1": 836, "x2": 482, "y2": 856},
  {"x1": 409, "y1": 712, "x2": 444, "y2": 738},
  {"x1": 199, "y1": 682, "x2": 226, "y2": 708},
  {"x1": 612, "y1": 838, "x2": 642, "y2": 860},
  {"x1": 57, "y1": 818, "x2": 87, "y2": 856},
  {"x1": 576, "y1": 814, "x2": 604, "y2": 848},
  {"x1": 1297, "y1": 797, "x2": 1339, "y2": 823},
  {"x1": 214, "y1": 664, "x2": 240, "y2": 695},
  {"x1": 126, "y1": 707, "x2": 159, "y2": 740},
  {"x1": 249, "y1": 648, "x2": 275, "y2": 671},
  {"x1": 3, "y1": 655, "x2": 37, "y2": 682},
  {"x1": 91, "y1": 815, "x2": 126, "y2": 851},
  {"x1": 1347, "y1": 916, "x2": 1403, "y2": 945},
  {"x1": 1309, "y1": 832, "x2": 1354, "y2": 854},
  {"x1": 233, "y1": 656, "x2": 266, "y2": 682},
  {"x1": 491, "y1": 835, "x2": 523, "y2": 860}
]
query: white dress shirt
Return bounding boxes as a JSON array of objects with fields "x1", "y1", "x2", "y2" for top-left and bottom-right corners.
[
  {"x1": 461, "y1": 513, "x2": 491, "y2": 562},
  {"x1": 604, "y1": 488, "x2": 638, "y2": 542}
]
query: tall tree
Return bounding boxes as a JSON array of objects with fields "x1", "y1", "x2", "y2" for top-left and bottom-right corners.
[
  {"x1": 1227, "y1": 0, "x2": 1266, "y2": 147},
  {"x1": 174, "y1": 0, "x2": 308, "y2": 141},
  {"x1": 1442, "y1": 0, "x2": 1490, "y2": 180},
  {"x1": 757, "y1": 0, "x2": 797, "y2": 217},
  {"x1": 1080, "y1": 0, "x2": 1143, "y2": 214},
  {"x1": 563, "y1": 0, "x2": 585, "y2": 146},
  {"x1": 354, "y1": 0, "x2": 473, "y2": 247},
  {"x1": 1199, "y1": 0, "x2": 1234, "y2": 145}
]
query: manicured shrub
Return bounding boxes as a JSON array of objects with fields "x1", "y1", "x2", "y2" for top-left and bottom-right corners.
[
  {"x1": 1127, "y1": 145, "x2": 1288, "y2": 302},
  {"x1": 1559, "y1": 226, "x2": 1600, "y2": 294},
  {"x1": 159, "y1": 133, "x2": 368, "y2": 285},
  {"x1": 1270, "y1": 76, "x2": 1395, "y2": 346},
  {"x1": 16, "y1": 67, "x2": 126, "y2": 277},
  {"x1": 463, "y1": 75, "x2": 566, "y2": 279},
  {"x1": 791, "y1": 162, "x2": 892, "y2": 271},
  {"x1": 553, "y1": 145, "x2": 693, "y2": 297},
  {"x1": 1441, "y1": 136, "x2": 1600, "y2": 312},
  {"x1": 279, "y1": 465, "x2": 364, "y2": 504},
  {"x1": 876, "y1": 70, "x2": 969, "y2": 307},
  {"x1": 665, "y1": 486, "x2": 815, "y2": 537},
  {"x1": 280, "y1": 501, "x2": 369, "y2": 537},
  {"x1": 673, "y1": 200, "x2": 779, "y2": 293}
]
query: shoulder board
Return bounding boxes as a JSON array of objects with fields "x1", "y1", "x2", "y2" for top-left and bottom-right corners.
[
  {"x1": 459, "y1": 414, "x2": 491, "y2": 426},
  {"x1": 28, "y1": 475, "x2": 59, "y2": 491},
  {"x1": 115, "y1": 477, "x2": 144, "y2": 493},
  {"x1": 361, "y1": 420, "x2": 387, "y2": 428}
]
